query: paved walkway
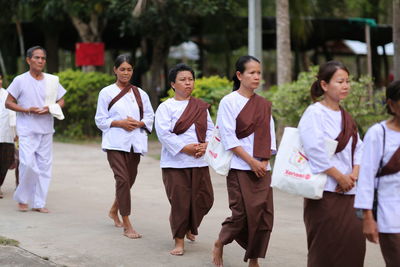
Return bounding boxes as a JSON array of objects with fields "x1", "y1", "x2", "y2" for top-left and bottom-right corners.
[{"x1": 0, "y1": 142, "x2": 385, "y2": 267}]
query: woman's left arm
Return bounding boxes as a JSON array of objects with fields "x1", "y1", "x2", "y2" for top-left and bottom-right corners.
[{"x1": 140, "y1": 91, "x2": 155, "y2": 132}]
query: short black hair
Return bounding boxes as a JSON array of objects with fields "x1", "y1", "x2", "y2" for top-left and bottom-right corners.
[
  {"x1": 114, "y1": 54, "x2": 134, "y2": 69},
  {"x1": 386, "y1": 80, "x2": 400, "y2": 115},
  {"x1": 26, "y1": 46, "x2": 47, "y2": 58},
  {"x1": 168, "y1": 63, "x2": 195, "y2": 85}
]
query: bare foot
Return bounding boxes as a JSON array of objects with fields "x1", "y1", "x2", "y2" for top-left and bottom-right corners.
[
  {"x1": 186, "y1": 231, "x2": 196, "y2": 242},
  {"x1": 109, "y1": 211, "x2": 123, "y2": 227},
  {"x1": 123, "y1": 228, "x2": 142, "y2": 239},
  {"x1": 248, "y1": 259, "x2": 259, "y2": 267},
  {"x1": 32, "y1": 208, "x2": 49, "y2": 213},
  {"x1": 170, "y1": 238, "x2": 184, "y2": 256},
  {"x1": 18, "y1": 203, "x2": 28, "y2": 212},
  {"x1": 212, "y1": 240, "x2": 224, "y2": 267}
]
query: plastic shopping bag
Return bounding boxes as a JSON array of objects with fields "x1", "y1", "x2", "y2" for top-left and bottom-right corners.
[
  {"x1": 204, "y1": 125, "x2": 233, "y2": 176},
  {"x1": 271, "y1": 127, "x2": 338, "y2": 199}
]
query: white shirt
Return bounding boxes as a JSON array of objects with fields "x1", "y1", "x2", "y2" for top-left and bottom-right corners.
[
  {"x1": 7, "y1": 72, "x2": 66, "y2": 136},
  {"x1": 0, "y1": 88, "x2": 16, "y2": 143},
  {"x1": 216, "y1": 91, "x2": 276, "y2": 171},
  {"x1": 95, "y1": 84, "x2": 154, "y2": 154},
  {"x1": 354, "y1": 121, "x2": 400, "y2": 233},
  {"x1": 155, "y1": 98, "x2": 214, "y2": 168},
  {"x1": 298, "y1": 102, "x2": 363, "y2": 195}
]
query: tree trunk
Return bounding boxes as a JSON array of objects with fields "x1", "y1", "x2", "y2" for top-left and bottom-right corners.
[
  {"x1": 15, "y1": 20, "x2": 26, "y2": 71},
  {"x1": 0, "y1": 49, "x2": 7, "y2": 77},
  {"x1": 148, "y1": 37, "x2": 170, "y2": 110},
  {"x1": 44, "y1": 31, "x2": 59, "y2": 73},
  {"x1": 276, "y1": 0, "x2": 292, "y2": 85},
  {"x1": 394, "y1": 0, "x2": 400, "y2": 80}
]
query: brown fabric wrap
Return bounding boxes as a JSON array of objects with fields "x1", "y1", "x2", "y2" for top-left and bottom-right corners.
[
  {"x1": 106, "y1": 149, "x2": 141, "y2": 216},
  {"x1": 235, "y1": 94, "x2": 272, "y2": 160},
  {"x1": 0, "y1": 143, "x2": 15, "y2": 187},
  {"x1": 162, "y1": 167, "x2": 214, "y2": 239},
  {"x1": 377, "y1": 147, "x2": 400, "y2": 177},
  {"x1": 172, "y1": 97, "x2": 210, "y2": 143},
  {"x1": 304, "y1": 192, "x2": 365, "y2": 267},
  {"x1": 108, "y1": 84, "x2": 144, "y2": 120},
  {"x1": 218, "y1": 169, "x2": 274, "y2": 262},
  {"x1": 379, "y1": 233, "x2": 400, "y2": 267},
  {"x1": 335, "y1": 106, "x2": 358, "y2": 164}
]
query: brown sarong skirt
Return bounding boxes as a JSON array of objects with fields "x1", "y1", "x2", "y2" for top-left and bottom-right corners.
[
  {"x1": 162, "y1": 167, "x2": 214, "y2": 239},
  {"x1": 379, "y1": 233, "x2": 400, "y2": 267},
  {"x1": 304, "y1": 191, "x2": 366, "y2": 267},
  {"x1": 107, "y1": 149, "x2": 141, "y2": 216},
  {"x1": 219, "y1": 169, "x2": 274, "y2": 262},
  {"x1": 0, "y1": 143, "x2": 15, "y2": 187}
]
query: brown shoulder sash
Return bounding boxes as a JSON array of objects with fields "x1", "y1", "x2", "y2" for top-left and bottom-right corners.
[
  {"x1": 235, "y1": 93, "x2": 272, "y2": 160},
  {"x1": 172, "y1": 97, "x2": 210, "y2": 143},
  {"x1": 335, "y1": 106, "x2": 358, "y2": 164},
  {"x1": 377, "y1": 124, "x2": 400, "y2": 177},
  {"x1": 378, "y1": 148, "x2": 400, "y2": 176},
  {"x1": 108, "y1": 84, "x2": 144, "y2": 120}
]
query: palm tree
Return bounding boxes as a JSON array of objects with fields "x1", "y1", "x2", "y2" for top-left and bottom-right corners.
[
  {"x1": 276, "y1": 0, "x2": 292, "y2": 85},
  {"x1": 394, "y1": 0, "x2": 400, "y2": 80}
]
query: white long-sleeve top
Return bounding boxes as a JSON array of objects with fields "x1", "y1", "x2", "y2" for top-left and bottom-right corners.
[
  {"x1": 155, "y1": 98, "x2": 214, "y2": 168},
  {"x1": 95, "y1": 84, "x2": 154, "y2": 154},
  {"x1": 354, "y1": 121, "x2": 400, "y2": 233},
  {"x1": 0, "y1": 88, "x2": 16, "y2": 143},
  {"x1": 216, "y1": 91, "x2": 276, "y2": 171},
  {"x1": 7, "y1": 72, "x2": 66, "y2": 136},
  {"x1": 298, "y1": 102, "x2": 363, "y2": 195}
]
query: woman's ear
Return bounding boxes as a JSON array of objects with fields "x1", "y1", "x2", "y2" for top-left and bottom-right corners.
[
  {"x1": 171, "y1": 82, "x2": 175, "y2": 91},
  {"x1": 113, "y1": 67, "x2": 117, "y2": 75},
  {"x1": 236, "y1": 71, "x2": 242, "y2": 81},
  {"x1": 320, "y1": 80, "x2": 328, "y2": 92}
]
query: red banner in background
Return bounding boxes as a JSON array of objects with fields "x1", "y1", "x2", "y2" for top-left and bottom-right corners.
[{"x1": 75, "y1": 42, "x2": 104, "y2": 66}]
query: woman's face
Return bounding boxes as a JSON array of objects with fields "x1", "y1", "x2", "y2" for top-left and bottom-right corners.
[
  {"x1": 388, "y1": 98, "x2": 400, "y2": 117},
  {"x1": 172, "y1": 70, "x2": 194, "y2": 99},
  {"x1": 237, "y1": 60, "x2": 261, "y2": 90},
  {"x1": 114, "y1": 62, "x2": 133, "y2": 84},
  {"x1": 321, "y1": 69, "x2": 350, "y2": 102}
]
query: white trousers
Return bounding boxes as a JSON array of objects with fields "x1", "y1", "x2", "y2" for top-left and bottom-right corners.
[{"x1": 13, "y1": 133, "x2": 53, "y2": 208}]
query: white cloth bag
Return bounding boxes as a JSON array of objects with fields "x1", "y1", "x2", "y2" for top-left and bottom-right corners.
[
  {"x1": 204, "y1": 125, "x2": 233, "y2": 176},
  {"x1": 271, "y1": 127, "x2": 338, "y2": 199}
]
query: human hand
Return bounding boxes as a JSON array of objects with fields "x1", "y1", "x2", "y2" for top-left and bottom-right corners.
[
  {"x1": 363, "y1": 214, "x2": 379, "y2": 244},
  {"x1": 119, "y1": 118, "x2": 138, "y2": 131},
  {"x1": 27, "y1": 107, "x2": 42, "y2": 114},
  {"x1": 37, "y1": 106, "x2": 49, "y2": 115},
  {"x1": 335, "y1": 174, "x2": 355, "y2": 193},
  {"x1": 249, "y1": 159, "x2": 267, "y2": 178},
  {"x1": 126, "y1": 116, "x2": 144, "y2": 129},
  {"x1": 181, "y1": 143, "x2": 198, "y2": 157},
  {"x1": 194, "y1": 142, "x2": 207, "y2": 158}
]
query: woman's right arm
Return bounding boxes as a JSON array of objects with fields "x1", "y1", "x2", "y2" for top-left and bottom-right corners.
[
  {"x1": 354, "y1": 125, "x2": 382, "y2": 243},
  {"x1": 298, "y1": 106, "x2": 354, "y2": 190}
]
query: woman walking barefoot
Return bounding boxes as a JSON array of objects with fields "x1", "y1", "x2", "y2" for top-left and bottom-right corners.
[{"x1": 95, "y1": 54, "x2": 154, "y2": 238}]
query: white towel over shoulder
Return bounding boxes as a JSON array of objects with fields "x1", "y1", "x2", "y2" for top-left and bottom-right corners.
[{"x1": 44, "y1": 73, "x2": 64, "y2": 120}]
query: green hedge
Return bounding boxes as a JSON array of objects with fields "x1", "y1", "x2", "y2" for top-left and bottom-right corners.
[{"x1": 55, "y1": 69, "x2": 115, "y2": 138}]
